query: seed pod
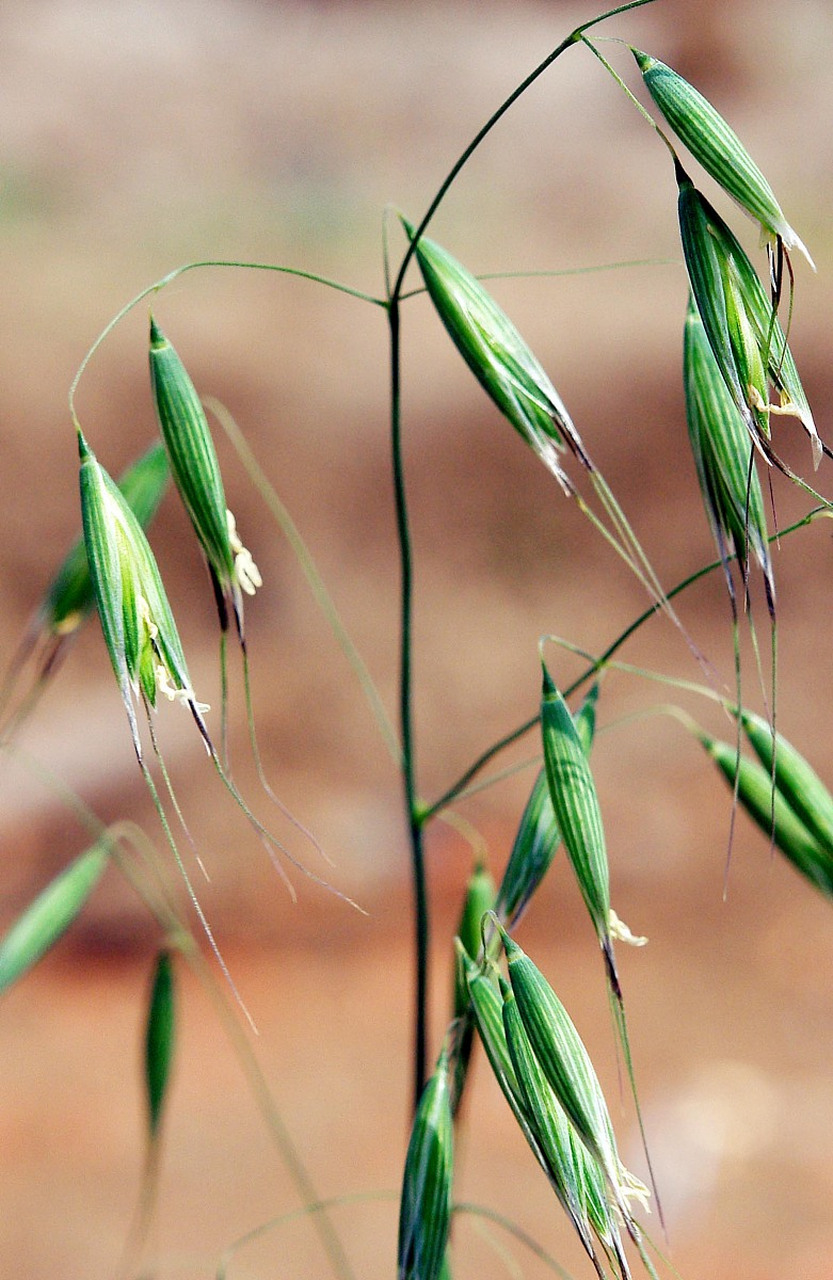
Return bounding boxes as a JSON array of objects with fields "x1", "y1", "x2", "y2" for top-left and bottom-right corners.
[
  {"x1": 739, "y1": 710, "x2": 833, "y2": 857},
  {"x1": 0, "y1": 840, "x2": 109, "y2": 993},
  {"x1": 401, "y1": 217, "x2": 591, "y2": 492},
  {"x1": 699, "y1": 730, "x2": 833, "y2": 899},
  {"x1": 678, "y1": 174, "x2": 820, "y2": 468},
  {"x1": 43, "y1": 443, "x2": 169, "y2": 640},
  {"x1": 149, "y1": 318, "x2": 261, "y2": 637},
  {"x1": 683, "y1": 296, "x2": 772, "y2": 595},
  {"x1": 540, "y1": 665, "x2": 618, "y2": 989},
  {"x1": 496, "y1": 684, "x2": 599, "y2": 929},
  {"x1": 145, "y1": 949, "x2": 176, "y2": 1138},
  {"x1": 500, "y1": 927, "x2": 648, "y2": 1220},
  {"x1": 78, "y1": 430, "x2": 209, "y2": 756},
  {"x1": 632, "y1": 48, "x2": 812, "y2": 264},
  {"x1": 397, "y1": 1043, "x2": 454, "y2": 1280}
]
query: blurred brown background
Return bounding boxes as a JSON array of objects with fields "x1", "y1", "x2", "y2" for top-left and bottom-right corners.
[{"x1": 1, "y1": 1, "x2": 833, "y2": 1277}]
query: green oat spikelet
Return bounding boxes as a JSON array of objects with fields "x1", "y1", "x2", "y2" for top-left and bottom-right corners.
[
  {"x1": 500, "y1": 974, "x2": 609, "y2": 1276},
  {"x1": 632, "y1": 47, "x2": 812, "y2": 265},
  {"x1": 0, "y1": 839, "x2": 109, "y2": 993},
  {"x1": 45, "y1": 442, "x2": 169, "y2": 641},
  {"x1": 398, "y1": 1041, "x2": 454, "y2": 1280},
  {"x1": 78, "y1": 429, "x2": 210, "y2": 760},
  {"x1": 149, "y1": 317, "x2": 261, "y2": 641},
  {"x1": 496, "y1": 683, "x2": 599, "y2": 930},
  {"x1": 540, "y1": 664, "x2": 645, "y2": 996},
  {"x1": 498, "y1": 924, "x2": 649, "y2": 1227},
  {"x1": 400, "y1": 217, "x2": 590, "y2": 492},
  {"x1": 402, "y1": 217, "x2": 707, "y2": 654},
  {"x1": 739, "y1": 709, "x2": 833, "y2": 858},
  {"x1": 450, "y1": 862, "x2": 495, "y2": 1109},
  {"x1": 684, "y1": 296, "x2": 773, "y2": 602},
  {"x1": 460, "y1": 946, "x2": 630, "y2": 1278},
  {"x1": 0, "y1": 443, "x2": 169, "y2": 740},
  {"x1": 697, "y1": 727, "x2": 833, "y2": 899},
  {"x1": 677, "y1": 172, "x2": 821, "y2": 471}
]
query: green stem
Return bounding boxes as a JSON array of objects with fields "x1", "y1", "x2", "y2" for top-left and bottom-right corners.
[
  {"x1": 388, "y1": 294, "x2": 429, "y2": 1111},
  {"x1": 422, "y1": 506, "x2": 827, "y2": 819},
  {"x1": 390, "y1": 0, "x2": 658, "y2": 300},
  {"x1": 69, "y1": 259, "x2": 385, "y2": 428},
  {"x1": 385, "y1": 0, "x2": 659, "y2": 1114}
]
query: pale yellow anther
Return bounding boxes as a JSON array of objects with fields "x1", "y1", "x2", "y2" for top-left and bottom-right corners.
[
  {"x1": 609, "y1": 908, "x2": 647, "y2": 947},
  {"x1": 138, "y1": 594, "x2": 158, "y2": 642},
  {"x1": 154, "y1": 662, "x2": 210, "y2": 714},
  {"x1": 226, "y1": 508, "x2": 262, "y2": 596}
]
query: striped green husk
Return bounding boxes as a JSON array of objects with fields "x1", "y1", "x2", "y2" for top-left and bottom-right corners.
[
  {"x1": 149, "y1": 318, "x2": 236, "y2": 591},
  {"x1": 0, "y1": 840, "x2": 109, "y2": 993},
  {"x1": 633, "y1": 48, "x2": 811, "y2": 262},
  {"x1": 701, "y1": 731, "x2": 833, "y2": 899},
  {"x1": 500, "y1": 977, "x2": 598, "y2": 1262},
  {"x1": 450, "y1": 865, "x2": 495, "y2": 1110},
  {"x1": 540, "y1": 666, "x2": 614, "y2": 982},
  {"x1": 456, "y1": 863, "x2": 496, "y2": 970},
  {"x1": 739, "y1": 710, "x2": 833, "y2": 857},
  {"x1": 398, "y1": 1046, "x2": 454, "y2": 1280},
  {"x1": 402, "y1": 218, "x2": 590, "y2": 491},
  {"x1": 496, "y1": 684, "x2": 599, "y2": 928},
  {"x1": 145, "y1": 950, "x2": 176, "y2": 1137},
  {"x1": 78, "y1": 430, "x2": 204, "y2": 746},
  {"x1": 45, "y1": 444, "x2": 169, "y2": 638},
  {"x1": 678, "y1": 176, "x2": 819, "y2": 467},
  {"x1": 683, "y1": 296, "x2": 772, "y2": 591},
  {"x1": 101, "y1": 468, "x2": 194, "y2": 709},
  {"x1": 79, "y1": 431, "x2": 135, "y2": 715},
  {"x1": 500, "y1": 930, "x2": 624, "y2": 1205},
  {"x1": 462, "y1": 945, "x2": 620, "y2": 1272}
]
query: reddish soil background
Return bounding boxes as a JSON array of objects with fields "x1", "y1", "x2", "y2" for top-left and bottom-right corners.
[{"x1": 1, "y1": 2, "x2": 833, "y2": 1277}]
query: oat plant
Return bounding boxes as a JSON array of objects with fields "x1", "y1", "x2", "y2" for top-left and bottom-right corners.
[{"x1": 2, "y1": 3, "x2": 830, "y2": 1278}]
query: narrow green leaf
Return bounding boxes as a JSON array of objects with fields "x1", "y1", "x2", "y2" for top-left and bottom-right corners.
[
  {"x1": 0, "y1": 841, "x2": 109, "y2": 992},
  {"x1": 145, "y1": 949, "x2": 176, "y2": 1137}
]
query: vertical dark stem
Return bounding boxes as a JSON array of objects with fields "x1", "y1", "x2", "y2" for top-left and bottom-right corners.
[{"x1": 388, "y1": 296, "x2": 429, "y2": 1110}]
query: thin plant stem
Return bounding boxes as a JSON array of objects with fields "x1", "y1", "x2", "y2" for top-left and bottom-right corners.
[
  {"x1": 387, "y1": 291, "x2": 428, "y2": 1110},
  {"x1": 421, "y1": 506, "x2": 828, "y2": 819},
  {"x1": 69, "y1": 260, "x2": 385, "y2": 428},
  {"x1": 387, "y1": 0, "x2": 658, "y2": 1115},
  {"x1": 390, "y1": 0, "x2": 659, "y2": 301}
]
